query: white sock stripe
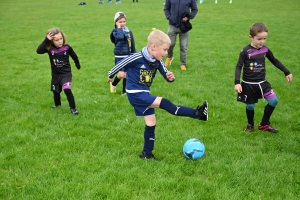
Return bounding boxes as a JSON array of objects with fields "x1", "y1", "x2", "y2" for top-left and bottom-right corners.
[{"x1": 175, "y1": 106, "x2": 180, "y2": 115}]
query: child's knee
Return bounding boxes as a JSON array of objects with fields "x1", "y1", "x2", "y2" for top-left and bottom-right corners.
[
  {"x1": 246, "y1": 103, "x2": 255, "y2": 110},
  {"x1": 267, "y1": 97, "x2": 278, "y2": 107}
]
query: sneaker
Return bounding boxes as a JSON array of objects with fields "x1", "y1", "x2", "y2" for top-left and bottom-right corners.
[
  {"x1": 70, "y1": 108, "x2": 79, "y2": 115},
  {"x1": 196, "y1": 100, "x2": 208, "y2": 121},
  {"x1": 139, "y1": 151, "x2": 157, "y2": 160},
  {"x1": 180, "y1": 65, "x2": 186, "y2": 70},
  {"x1": 258, "y1": 123, "x2": 278, "y2": 133},
  {"x1": 165, "y1": 57, "x2": 173, "y2": 67},
  {"x1": 110, "y1": 82, "x2": 116, "y2": 93},
  {"x1": 244, "y1": 124, "x2": 254, "y2": 132}
]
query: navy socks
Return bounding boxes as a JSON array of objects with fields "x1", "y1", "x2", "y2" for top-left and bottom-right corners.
[
  {"x1": 143, "y1": 125, "x2": 156, "y2": 155},
  {"x1": 159, "y1": 98, "x2": 197, "y2": 118}
]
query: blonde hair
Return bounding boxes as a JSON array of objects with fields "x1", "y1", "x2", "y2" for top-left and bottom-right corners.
[
  {"x1": 147, "y1": 30, "x2": 171, "y2": 47},
  {"x1": 46, "y1": 27, "x2": 66, "y2": 50}
]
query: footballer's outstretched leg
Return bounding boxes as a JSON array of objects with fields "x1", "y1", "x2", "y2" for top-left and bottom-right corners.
[{"x1": 196, "y1": 100, "x2": 208, "y2": 121}]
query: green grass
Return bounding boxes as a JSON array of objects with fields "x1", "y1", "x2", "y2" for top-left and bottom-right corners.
[{"x1": 0, "y1": 0, "x2": 300, "y2": 199}]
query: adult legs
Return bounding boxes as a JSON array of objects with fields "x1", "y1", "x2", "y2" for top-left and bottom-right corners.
[
  {"x1": 167, "y1": 25, "x2": 179, "y2": 59},
  {"x1": 179, "y1": 31, "x2": 189, "y2": 66}
]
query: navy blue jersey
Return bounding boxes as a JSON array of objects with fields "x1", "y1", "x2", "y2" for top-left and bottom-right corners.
[
  {"x1": 108, "y1": 49, "x2": 173, "y2": 93},
  {"x1": 234, "y1": 44, "x2": 290, "y2": 84},
  {"x1": 37, "y1": 37, "x2": 80, "y2": 75}
]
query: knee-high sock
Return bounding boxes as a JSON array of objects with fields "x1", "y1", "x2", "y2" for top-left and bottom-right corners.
[
  {"x1": 159, "y1": 98, "x2": 197, "y2": 118},
  {"x1": 261, "y1": 104, "x2": 275, "y2": 125},
  {"x1": 53, "y1": 92, "x2": 61, "y2": 106},
  {"x1": 112, "y1": 77, "x2": 121, "y2": 86},
  {"x1": 246, "y1": 108, "x2": 254, "y2": 126},
  {"x1": 143, "y1": 125, "x2": 156, "y2": 155},
  {"x1": 122, "y1": 78, "x2": 126, "y2": 93},
  {"x1": 64, "y1": 89, "x2": 76, "y2": 109}
]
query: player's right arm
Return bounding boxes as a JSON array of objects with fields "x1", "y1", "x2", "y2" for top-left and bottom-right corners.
[
  {"x1": 108, "y1": 54, "x2": 134, "y2": 79},
  {"x1": 36, "y1": 37, "x2": 50, "y2": 54},
  {"x1": 234, "y1": 48, "x2": 246, "y2": 93}
]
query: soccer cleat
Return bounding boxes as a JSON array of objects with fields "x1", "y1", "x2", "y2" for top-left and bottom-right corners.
[
  {"x1": 121, "y1": 92, "x2": 127, "y2": 96},
  {"x1": 180, "y1": 65, "x2": 186, "y2": 70},
  {"x1": 244, "y1": 124, "x2": 254, "y2": 132},
  {"x1": 196, "y1": 100, "x2": 208, "y2": 121},
  {"x1": 165, "y1": 57, "x2": 173, "y2": 67},
  {"x1": 70, "y1": 108, "x2": 79, "y2": 115},
  {"x1": 258, "y1": 123, "x2": 278, "y2": 133},
  {"x1": 139, "y1": 151, "x2": 158, "y2": 160},
  {"x1": 110, "y1": 82, "x2": 116, "y2": 93}
]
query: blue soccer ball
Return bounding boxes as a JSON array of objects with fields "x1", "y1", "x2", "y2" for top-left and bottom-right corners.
[{"x1": 183, "y1": 138, "x2": 205, "y2": 160}]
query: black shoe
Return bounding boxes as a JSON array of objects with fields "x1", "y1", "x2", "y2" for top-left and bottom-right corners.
[
  {"x1": 196, "y1": 100, "x2": 208, "y2": 121},
  {"x1": 70, "y1": 108, "x2": 79, "y2": 115},
  {"x1": 244, "y1": 124, "x2": 254, "y2": 132},
  {"x1": 139, "y1": 151, "x2": 157, "y2": 160}
]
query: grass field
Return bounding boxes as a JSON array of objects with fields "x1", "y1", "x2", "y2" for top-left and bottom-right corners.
[{"x1": 0, "y1": 0, "x2": 299, "y2": 199}]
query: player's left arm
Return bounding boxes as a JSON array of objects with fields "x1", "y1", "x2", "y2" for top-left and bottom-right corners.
[
  {"x1": 189, "y1": 0, "x2": 198, "y2": 19},
  {"x1": 158, "y1": 61, "x2": 175, "y2": 82},
  {"x1": 266, "y1": 49, "x2": 292, "y2": 82},
  {"x1": 166, "y1": 71, "x2": 175, "y2": 82},
  {"x1": 68, "y1": 45, "x2": 81, "y2": 70}
]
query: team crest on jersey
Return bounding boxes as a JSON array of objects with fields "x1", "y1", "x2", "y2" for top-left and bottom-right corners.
[{"x1": 139, "y1": 69, "x2": 154, "y2": 86}]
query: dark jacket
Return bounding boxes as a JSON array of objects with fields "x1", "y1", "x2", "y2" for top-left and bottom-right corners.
[
  {"x1": 164, "y1": 0, "x2": 198, "y2": 27},
  {"x1": 110, "y1": 28, "x2": 136, "y2": 56}
]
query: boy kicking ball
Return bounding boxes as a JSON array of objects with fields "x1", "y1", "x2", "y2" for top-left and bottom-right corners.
[{"x1": 108, "y1": 30, "x2": 208, "y2": 160}]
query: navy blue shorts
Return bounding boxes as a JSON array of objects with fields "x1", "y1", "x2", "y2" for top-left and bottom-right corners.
[{"x1": 127, "y1": 92, "x2": 157, "y2": 116}]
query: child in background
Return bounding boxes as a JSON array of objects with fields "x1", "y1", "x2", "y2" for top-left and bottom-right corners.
[
  {"x1": 108, "y1": 30, "x2": 208, "y2": 160},
  {"x1": 234, "y1": 22, "x2": 292, "y2": 133},
  {"x1": 37, "y1": 28, "x2": 81, "y2": 115},
  {"x1": 110, "y1": 11, "x2": 136, "y2": 95}
]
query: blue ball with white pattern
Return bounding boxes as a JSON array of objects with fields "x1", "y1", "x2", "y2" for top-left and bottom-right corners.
[{"x1": 183, "y1": 138, "x2": 205, "y2": 160}]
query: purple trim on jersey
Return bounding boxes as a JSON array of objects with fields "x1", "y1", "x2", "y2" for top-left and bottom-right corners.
[
  {"x1": 50, "y1": 45, "x2": 69, "y2": 54},
  {"x1": 263, "y1": 89, "x2": 276, "y2": 99},
  {"x1": 248, "y1": 46, "x2": 268, "y2": 57},
  {"x1": 63, "y1": 82, "x2": 72, "y2": 89}
]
